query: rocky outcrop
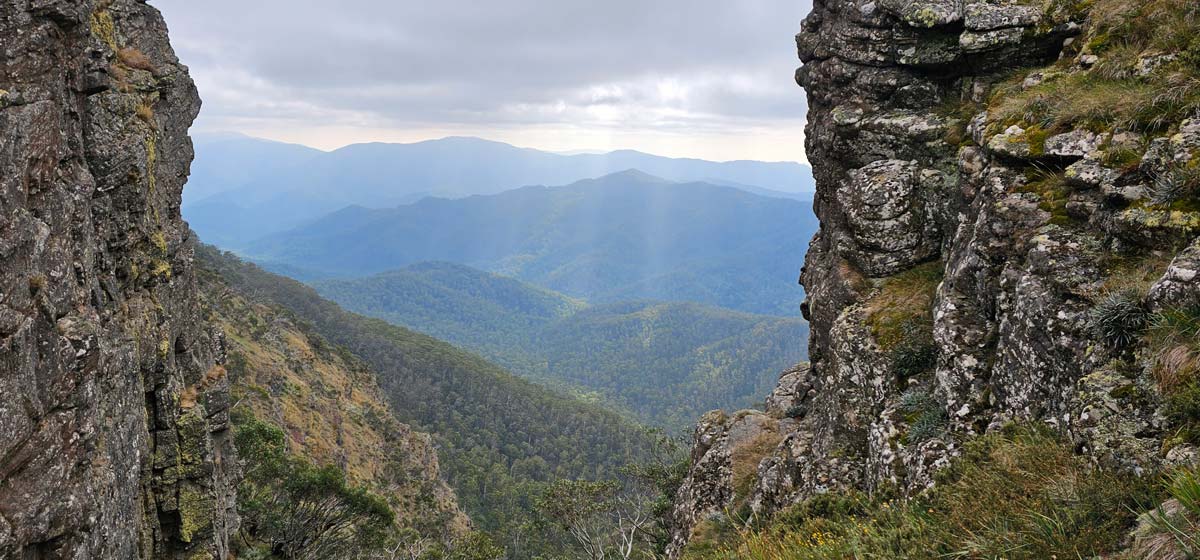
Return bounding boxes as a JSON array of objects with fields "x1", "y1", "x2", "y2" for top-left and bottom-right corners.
[
  {"x1": 670, "y1": 0, "x2": 1200, "y2": 554},
  {"x1": 0, "y1": 1, "x2": 236, "y2": 558}
]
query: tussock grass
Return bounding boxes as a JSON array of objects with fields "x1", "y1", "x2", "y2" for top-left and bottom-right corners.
[
  {"x1": 865, "y1": 262, "x2": 943, "y2": 352},
  {"x1": 682, "y1": 427, "x2": 1159, "y2": 560},
  {"x1": 118, "y1": 47, "x2": 155, "y2": 72},
  {"x1": 988, "y1": 0, "x2": 1200, "y2": 136},
  {"x1": 866, "y1": 262, "x2": 943, "y2": 384}
]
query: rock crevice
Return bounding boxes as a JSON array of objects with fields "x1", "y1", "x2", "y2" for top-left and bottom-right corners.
[
  {"x1": 669, "y1": 0, "x2": 1200, "y2": 554},
  {"x1": 0, "y1": 1, "x2": 237, "y2": 557}
]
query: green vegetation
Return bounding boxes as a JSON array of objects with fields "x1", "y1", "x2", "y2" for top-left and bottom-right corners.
[
  {"x1": 534, "y1": 430, "x2": 688, "y2": 559},
  {"x1": 990, "y1": 0, "x2": 1200, "y2": 135},
  {"x1": 234, "y1": 412, "x2": 395, "y2": 559},
  {"x1": 1150, "y1": 163, "x2": 1200, "y2": 207},
  {"x1": 1127, "y1": 467, "x2": 1200, "y2": 558},
  {"x1": 197, "y1": 264, "x2": 469, "y2": 541},
  {"x1": 865, "y1": 262, "x2": 942, "y2": 383},
  {"x1": 681, "y1": 426, "x2": 1159, "y2": 560},
  {"x1": 897, "y1": 389, "x2": 946, "y2": 445},
  {"x1": 315, "y1": 263, "x2": 807, "y2": 429},
  {"x1": 1144, "y1": 305, "x2": 1200, "y2": 445},
  {"x1": 197, "y1": 246, "x2": 657, "y2": 556},
  {"x1": 1089, "y1": 289, "x2": 1150, "y2": 348}
]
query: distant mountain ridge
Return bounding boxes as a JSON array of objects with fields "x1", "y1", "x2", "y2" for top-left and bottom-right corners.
[
  {"x1": 183, "y1": 134, "x2": 815, "y2": 245},
  {"x1": 313, "y1": 261, "x2": 808, "y2": 428},
  {"x1": 247, "y1": 171, "x2": 819, "y2": 315}
]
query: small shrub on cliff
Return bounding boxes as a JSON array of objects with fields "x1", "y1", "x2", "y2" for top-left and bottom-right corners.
[
  {"x1": 1089, "y1": 289, "x2": 1150, "y2": 348},
  {"x1": 889, "y1": 320, "x2": 938, "y2": 383},
  {"x1": 1150, "y1": 164, "x2": 1200, "y2": 207}
]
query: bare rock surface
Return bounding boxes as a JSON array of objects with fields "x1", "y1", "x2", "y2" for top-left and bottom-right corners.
[
  {"x1": 0, "y1": 1, "x2": 237, "y2": 557},
  {"x1": 669, "y1": 0, "x2": 1200, "y2": 554}
]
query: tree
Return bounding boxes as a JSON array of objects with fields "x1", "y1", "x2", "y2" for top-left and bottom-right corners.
[
  {"x1": 234, "y1": 412, "x2": 395, "y2": 559},
  {"x1": 536, "y1": 480, "x2": 655, "y2": 560}
]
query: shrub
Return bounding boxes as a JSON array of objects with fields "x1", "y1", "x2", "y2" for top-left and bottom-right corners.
[
  {"x1": 1089, "y1": 289, "x2": 1149, "y2": 348},
  {"x1": 234, "y1": 412, "x2": 395, "y2": 559},
  {"x1": 888, "y1": 319, "x2": 937, "y2": 383}
]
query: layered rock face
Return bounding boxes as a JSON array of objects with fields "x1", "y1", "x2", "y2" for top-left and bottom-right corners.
[
  {"x1": 669, "y1": 0, "x2": 1200, "y2": 554},
  {"x1": 0, "y1": 1, "x2": 236, "y2": 558}
]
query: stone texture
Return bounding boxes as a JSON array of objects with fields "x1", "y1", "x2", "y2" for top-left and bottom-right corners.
[
  {"x1": 669, "y1": 0, "x2": 1200, "y2": 553},
  {"x1": 0, "y1": 1, "x2": 237, "y2": 558}
]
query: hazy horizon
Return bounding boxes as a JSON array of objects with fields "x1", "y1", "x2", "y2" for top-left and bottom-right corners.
[
  {"x1": 195, "y1": 130, "x2": 811, "y2": 165},
  {"x1": 150, "y1": 0, "x2": 812, "y2": 163}
]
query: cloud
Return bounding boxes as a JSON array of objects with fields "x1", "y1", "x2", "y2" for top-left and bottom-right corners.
[{"x1": 150, "y1": 0, "x2": 812, "y2": 162}]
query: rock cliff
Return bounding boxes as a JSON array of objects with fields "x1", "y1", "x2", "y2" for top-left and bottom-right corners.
[
  {"x1": 669, "y1": 0, "x2": 1200, "y2": 554},
  {"x1": 0, "y1": 1, "x2": 236, "y2": 557}
]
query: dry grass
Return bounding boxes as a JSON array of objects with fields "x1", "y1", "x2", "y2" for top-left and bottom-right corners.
[
  {"x1": 729, "y1": 428, "x2": 783, "y2": 504},
  {"x1": 683, "y1": 427, "x2": 1159, "y2": 560},
  {"x1": 118, "y1": 47, "x2": 155, "y2": 72},
  {"x1": 865, "y1": 262, "x2": 943, "y2": 351},
  {"x1": 1101, "y1": 253, "x2": 1174, "y2": 296},
  {"x1": 989, "y1": 0, "x2": 1200, "y2": 135},
  {"x1": 135, "y1": 102, "x2": 154, "y2": 125},
  {"x1": 180, "y1": 365, "x2": 228, "y2": 409}
]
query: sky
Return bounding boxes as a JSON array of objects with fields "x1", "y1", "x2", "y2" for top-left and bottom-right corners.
[{"x1": 150, "y1": 0, "x2": 812, "y2": 163}]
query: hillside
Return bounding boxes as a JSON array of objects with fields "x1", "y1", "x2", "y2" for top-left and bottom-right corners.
[
  {"x1": 315, "y1": 262, "x2": 808, "y2": 428},
  {"x1": 249, "y1": 171, "x2": 818, "y2": 315},
  {"x1": 183, "y1": 135, "x2": 815, "y2": 243},
  {"x1": 195, "y1": 246, "x2": 656, "y2": 553},
  {"x1": 195, "y1": 261, "x2": 471, "y2": 545}
]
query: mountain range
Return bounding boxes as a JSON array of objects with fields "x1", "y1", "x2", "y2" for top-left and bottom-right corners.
[
  {"x1": 183, "y1": 134, "x2": 815, "y2": 245},
  {"x1": 246, "y1": 170, "x2": 818, "y2": 315},
  {"x1": 313, "y1": 261, "x2": 808, "y2": 428}
]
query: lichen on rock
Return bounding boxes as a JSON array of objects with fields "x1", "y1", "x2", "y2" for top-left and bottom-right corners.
[
  {"x1": 670, "y1": 0, "x2": 1200, "y2": 554},
  {"x1": 0, "y1": 1, "x2": 237, "y2": 557}
]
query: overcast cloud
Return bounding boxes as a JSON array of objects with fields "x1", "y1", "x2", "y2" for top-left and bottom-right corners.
[{"x1": 150, "y1": 0, "x2": 812, "y2": 162}]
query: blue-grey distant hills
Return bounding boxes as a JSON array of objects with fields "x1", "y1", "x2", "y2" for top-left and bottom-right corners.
[
  {"x1": 182, "y1": 134, "x2": 814, "y2": 246},
  {"x1": 244, "y1": 170, "x2": 819, "y2": 316}
]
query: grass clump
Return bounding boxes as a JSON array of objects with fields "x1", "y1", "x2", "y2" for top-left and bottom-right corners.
[
  {"x1": 898, "y1": 389, "x2": 947, "y2": 445},
  {"x1": 135, "y1": 102, "x2": 155, "y2": 126},
  {"x1": 1143, "y1": 306, "x2": 1200, "y2": 444},
  {"x1": 1089, "y1": 289, "x2": 1150, "y2": 348},
  {"x1": 866, "y1": 262, "x2": 943, "y2": 351},
  {"x1": 118, "y1": 47, "x2": 155, "y2": 72},
  {"x1": 867, "y1": 262, "x2": 943, "y2": 384},
  {"x1": 1134, "y1": 468, "x2": 1200, "y2": 558},
  {"x1": 682, "y1": 426, "x2": 1159, "y2": 560},
  {"x1": 1150, "y1": 164, "x2": 1200, "y2": 208},
  {"x1": 730, "y1": 428, "x2": 783, "y2": 505}
]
